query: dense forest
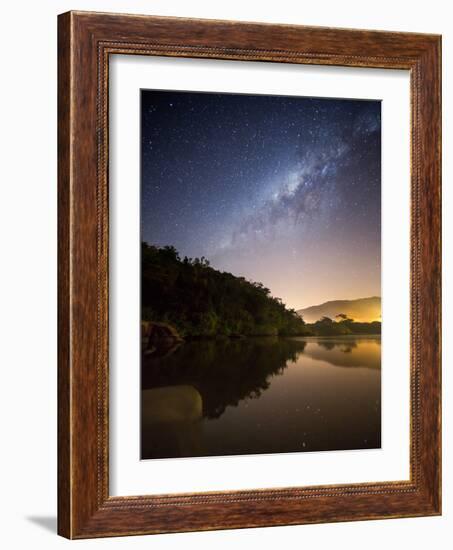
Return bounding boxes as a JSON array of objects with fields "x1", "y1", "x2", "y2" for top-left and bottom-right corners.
[
  {"x1": 142, "y1": 242, "x2": 308, "y2": 338},
  {"x1": 141, "y1": 243, "x2": 381, "y2": 339}
]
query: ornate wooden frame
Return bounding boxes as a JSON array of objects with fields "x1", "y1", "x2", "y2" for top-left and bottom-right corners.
[{"x1": 58, "y1": 11, "x2": 441, "y2": 539}]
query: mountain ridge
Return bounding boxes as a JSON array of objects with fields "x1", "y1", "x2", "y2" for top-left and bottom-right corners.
[{"x1": 297, "y1": 296, "x2": 381, "y2": 324}]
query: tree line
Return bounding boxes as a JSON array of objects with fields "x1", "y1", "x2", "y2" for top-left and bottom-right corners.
[
  {"x1": 141, "y1": 243, "x2": 381, "y2": 339},
  {"x1": 306, "y1": 314, "x2": 381, "y2": 336},
  {"x1": 141, "y1": 242, "x2": 308, "y2": 338}
]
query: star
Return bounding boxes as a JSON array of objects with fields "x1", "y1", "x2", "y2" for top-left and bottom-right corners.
[{"x1": 141, "y1": 89, "x2": 381, "y2": 309}]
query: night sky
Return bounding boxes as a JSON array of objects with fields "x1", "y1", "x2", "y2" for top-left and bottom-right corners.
[{"x1": 141, "y1": 90, "x2": 381, "y2": 310}]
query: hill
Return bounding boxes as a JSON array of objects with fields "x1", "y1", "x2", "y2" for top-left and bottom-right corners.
[
  {"x1": 298, "y1": 296, "x2": 381, "y2": 324},
  {"x1": 141, "y1": 242, "x2": 309, "y2": 338}
]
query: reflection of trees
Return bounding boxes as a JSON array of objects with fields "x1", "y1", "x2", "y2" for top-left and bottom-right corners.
[
  {"x1": 142, "y1": 337, "x2": 307, "y2": 419},
  {"x1": 317, "y1": 341, "x2": 335, "y2": 351},
  {"x1": 303, "y1": 338, "x2": 381, "y2": 369},
  {"x1": 317, "y1": 340, "x2": 358, "y2": 353}
]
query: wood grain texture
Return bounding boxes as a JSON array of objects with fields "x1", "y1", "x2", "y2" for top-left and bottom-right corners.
[
  {"x1": 57, "y1": 11, "x2": 71, "y2": 538},
  {"x1": 57, "y1": 10, "x2": 441, "y2": 539}
]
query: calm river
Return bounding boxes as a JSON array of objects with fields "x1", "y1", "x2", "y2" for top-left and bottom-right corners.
[{"x1": 141, "y1": 336, "x2": 381, "y2": 459}]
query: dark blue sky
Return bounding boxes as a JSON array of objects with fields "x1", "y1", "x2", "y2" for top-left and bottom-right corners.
[{"x1": 141, "y1": 90, "x2": 381, "y2": 309}]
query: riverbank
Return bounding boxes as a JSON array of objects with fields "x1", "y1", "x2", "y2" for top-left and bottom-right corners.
[
  {"x1": 141, "y1": 321, "x2": 184, "y2": 355},
  {"x1": 141, "y1": 320, "x2": 381, "y2": 357}
]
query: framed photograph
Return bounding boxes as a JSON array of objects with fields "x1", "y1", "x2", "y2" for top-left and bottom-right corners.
[{"x1": 58, "y1": 11, "x2": 441, "y2": 538}]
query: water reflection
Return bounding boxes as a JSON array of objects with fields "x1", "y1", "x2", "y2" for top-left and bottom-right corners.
[
  {"x1": 142, "y1": 337, "x2": 306, "y2": 418},
  {"x1": 303, "y1": 337, "x2": 381, "y2": 369},
  {"x1": 141, "y1": 336, "x2": 381, "y2": 459}
]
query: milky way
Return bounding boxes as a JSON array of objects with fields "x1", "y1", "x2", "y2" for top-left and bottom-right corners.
[{"x1": 141, "y1": 90, "x2": 381, "y2": 310}]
